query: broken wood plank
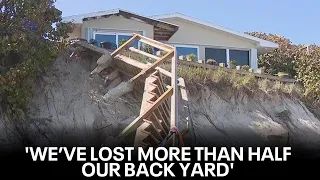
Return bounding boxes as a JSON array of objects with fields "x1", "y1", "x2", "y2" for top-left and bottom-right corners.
[
  {"x1": 117, "y1": 87, "x2": 173, "y2": 139},
  {"x1": 129, "y1": 47, "x2": 161, "y2": 61},
  {"x1": 115, "y1": 54, "x2": 148, "y2": 69}
]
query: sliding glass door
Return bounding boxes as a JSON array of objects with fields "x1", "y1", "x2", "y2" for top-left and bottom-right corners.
[{"x1": 94, "y1": 32, "x2": 139, "y2": 50}]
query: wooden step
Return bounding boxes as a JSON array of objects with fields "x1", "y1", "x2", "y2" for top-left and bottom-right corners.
[
  {"x1": 129, "y1": 47, "x2": 161, "y2": 61},
  {"x1": 144, "y1": 119, "x2": 163, "y2": 140}
]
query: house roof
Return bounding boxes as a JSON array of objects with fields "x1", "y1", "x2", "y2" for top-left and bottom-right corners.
[
  {"x1": 62, "y1": 9, "x2": 279, "y2": 48},
  {"x1": 62, "y1": 9, "x2": 179, "y2": 41},
  {"x1": 150, "y1": 13, "x2": 279, "y2": 48}
]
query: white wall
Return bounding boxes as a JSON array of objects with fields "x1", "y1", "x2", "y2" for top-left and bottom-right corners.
[
  {"x1": 250, "y1": 48, "x2": 258, "y2": 69},
  {"x1": 160, "y1": 17, "x2": 259, "y2": 69},
  {"x1": 81, "y1": 15, "x2": 154, "y2": 39}
]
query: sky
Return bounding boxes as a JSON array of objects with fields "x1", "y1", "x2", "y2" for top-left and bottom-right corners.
[{"x1": 55, "y1": 0, "x2": 320, "y2": 45}]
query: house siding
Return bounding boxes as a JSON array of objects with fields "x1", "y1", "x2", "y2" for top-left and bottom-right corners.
[
  {"x1": 159, "y1": 17, "x2": 259, "y2": 65},
  {"x1": 81, "y1": 15, "x2": 154, "y2": 39},
  {"x1": 67, "y1": 23, "x2": 82, "y2": 40}
]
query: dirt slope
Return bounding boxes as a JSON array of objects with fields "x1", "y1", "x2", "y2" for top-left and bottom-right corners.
[{"x1": 1, "y1": 55, "x2": 319, "y2": 152}]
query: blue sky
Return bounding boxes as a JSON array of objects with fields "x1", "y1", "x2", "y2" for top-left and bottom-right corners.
[{"x1": 56, "y1": 0, "x2": 319, "y2": 45}]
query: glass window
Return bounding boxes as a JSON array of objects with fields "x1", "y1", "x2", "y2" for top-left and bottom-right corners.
[
  {"x1": 118, "y1": 35, "x2": 139, "y2": 48},
  {"x1": 95, "y1": 34, "x2": 117, "y2": 49},
  {"x1": 176, "y1": 46, "x2": 198, "y2": 61},
  {"x1": 205, "y1": 48, "x2": 226, "y2": 64},
  {"x1": 229, "y1": 50, "x2": 250, "y2": 66}
]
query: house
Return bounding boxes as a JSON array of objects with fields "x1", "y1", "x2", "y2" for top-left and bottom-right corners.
[{"x1": 63, "y1": 9, "x2": 278, "y2": 69}]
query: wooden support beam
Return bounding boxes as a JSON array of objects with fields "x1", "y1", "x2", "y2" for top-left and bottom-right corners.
[
  {"x1": 143, "y1": 119, "x2": 163, "y2": 140},
  {"x1": 155, "y1": 23, "x2": 176, "y2": 32},
  {"x1": 154, "y1": 108, "x2": 169, "y2": 132},
  {"x1": 117, "y1": 87, "x2": 173, "y2": 139},
  {"x1": 139, "y1": 39, "x2": 172, "y2": 52},
  {"x1": 147, "y1": 62, "x2": 172, "y2": 78},
  {"x1": 150, "y1": 73, "x2": 171, "y2": 112},
  {"x1": 115, "y1": 54, "x2": 148, "y2": 69},
  {"x1": 154, "y1": 31, "x2": 173, "y2": 35},
  {"x1": 129, "y1": 47, "x2": 161, "y2": 61},
  {"x1": 153, "y1": 89, "x2": 171, "y2": 122},
  {"x1": 170, "y1": 50, "x2": 178, "y2": 146},
  {"x1": 150, "y1": 112, "x2": 167, "y2": 136},
  {"x1": 111, "y1": 34, "x2": 139, "y2": 57},
  {"x1": 154, "y1": 35, "x2": 171, "y2": 39},
  {"x1": 134, "y1": 33, "x2": 174, "y2": 51},
  {"x1": 129, "y1": 51, "x2": 174, "y2": 83}
]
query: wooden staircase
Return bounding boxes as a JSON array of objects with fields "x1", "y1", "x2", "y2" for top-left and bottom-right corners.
[
  {"x1": 71, "y1": 33, "x2": 190, "y2": 147},
  {"x1": 135, "y1": 70, "x2": 171, "y2": 147}
]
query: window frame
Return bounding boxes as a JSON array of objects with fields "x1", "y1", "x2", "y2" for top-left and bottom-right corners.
[
  {"x1": 204, "y1": 47, "x2": 227, "y2": 64},
  {"x1": 228, "y1": 49, "x2": 250, "y2": 66},
  {"x1": 173, "y1": 44, "x2": 200, "y2": 61},
  {"x1": 93, "y1": 32, "x2": 141, "y2": 49}
]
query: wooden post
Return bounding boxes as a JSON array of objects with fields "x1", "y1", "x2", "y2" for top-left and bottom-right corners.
[{"x1": 171, "y1": 50, "x2": 178, "y2": 146}]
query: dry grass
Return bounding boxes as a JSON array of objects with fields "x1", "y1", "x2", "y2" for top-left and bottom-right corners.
[
  {"x1": 120, "y1": 51, "x2": 302, "y2": 98},
  {"x1": 160, "y1": 62, "x2": 302, "y2": 98}
]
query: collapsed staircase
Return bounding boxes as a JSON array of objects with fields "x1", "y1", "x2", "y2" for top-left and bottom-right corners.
[{"x1": 71, "y1": 33, "x2": 190, "y2": 147}]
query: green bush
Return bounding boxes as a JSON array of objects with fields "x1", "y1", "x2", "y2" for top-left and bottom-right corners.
[
  {"x1": 246, "y1": 32, "x2": 303, "y2": 77},
  {"x1": 295, "y1": 45, "x2": 320, "y2": 102},
  {"x1": 247, "y1": 32, "x2": 320, "y2": 102},
  {"x1": 0, "y1": 0, "x2": 73, "y2": 118},
  {"x1": 186, "y1": 53, "x2": 197, "y2": 62},
  {"x1": 229, "y1": 60, "x2": 237, "y2": 69},
  {"x1": 142, "y1": 44, "x2": 153, "y2": 54},
  {"x1": 118, "y1": 39, "x2": 128, "y2": 47},
  {"x1": 241, "y1": 65, "x2": 250, "y2": 71}
]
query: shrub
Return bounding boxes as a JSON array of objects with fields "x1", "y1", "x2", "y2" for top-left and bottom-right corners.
[
  {"x1": 246, "y1": 32, "x2": 304, "y2": 77},
  {"x1": 295, "y1": 45, "x2": 320, "y2": 102},
  {"x1": 241, "y1": 65, "x2": 250, "y2": 71},
  {"x1": 0, "y1": 0, "x2": 73, "y2": 118},
  {"x1": 119, "y1": 39, "x2": 128, "y2": 47},
  {"x1": 229, "y1": 60, "x2": 237, "y2": 69},
  {"x1": 206, "y1": 59, "x2": 217, "y2": 65},
  {"x1": 142, "y1": 44, "x2": 153, "y2": 54},
  {"x1": 186, "y1": 53, "x2": 197, "y2": 62}
]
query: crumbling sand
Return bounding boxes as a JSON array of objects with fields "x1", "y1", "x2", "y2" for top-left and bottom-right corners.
[{"x1": 0, "y1": 55, "x2": 320, "y2": 152}]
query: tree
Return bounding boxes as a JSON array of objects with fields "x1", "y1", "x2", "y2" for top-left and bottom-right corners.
[
  {"x1": 246, "y1": 32, "x2": 304, "y2": 77},
  {"x1": 0, "y1": 0, "x2": 73, "y2": 118},
  {"x1": 247, "y1": 32, "x2": 320, "y2": 102},
  {"x1": 295, "y1": 45, "x2": 320, "y2": 102}
]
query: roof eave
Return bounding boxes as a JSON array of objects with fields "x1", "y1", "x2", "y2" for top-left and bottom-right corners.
[{"x1": 152, "y1": 13, "x2": 279, "y2": 49}]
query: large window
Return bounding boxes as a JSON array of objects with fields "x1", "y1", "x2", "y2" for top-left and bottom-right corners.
[
  {"x1": 229, "y1": 50, "x2": 250, "y2": 66},
  {"x1": 205, "y1": 48, "x2": 227, "y2": 64},
  {"x1": 175, "y1": 45, "x2": 199, "y2": 61},
  {"x1": 95, "y1": 33, "x2": 117, "y2": 49},
  {"x1": 94, "y1": 32, "x2": 139, "y2": 50},
  {"x1": 118, "y1": 35, "x2": 139, "y2": 48}
]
